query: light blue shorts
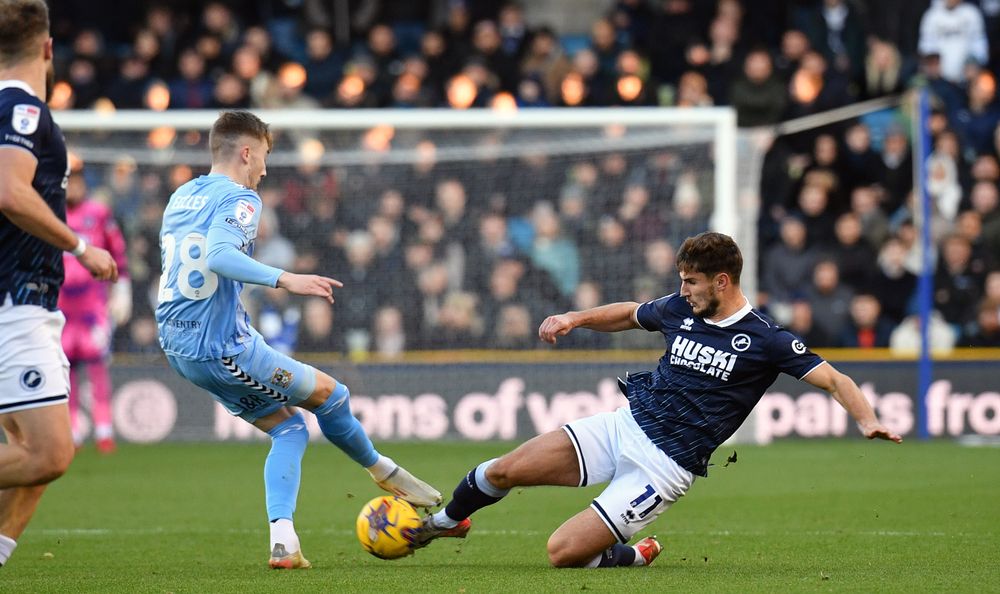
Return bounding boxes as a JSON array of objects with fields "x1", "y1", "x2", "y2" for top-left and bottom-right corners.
[{"x1": 167, "y1": 333, "x2": 317, "y2": 422}]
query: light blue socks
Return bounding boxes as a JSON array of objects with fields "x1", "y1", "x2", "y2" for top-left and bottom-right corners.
[
  {"x1": 264, "y1": 412, "x2": 309, "y2": 521},
  {"x1": 314, "y1": 382, "x2": 379, "y2": 467}
]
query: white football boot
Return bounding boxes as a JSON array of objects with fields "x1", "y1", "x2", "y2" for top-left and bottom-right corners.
[{"x1": 372, "y1": 465, "x2": 443, "y2": 507}]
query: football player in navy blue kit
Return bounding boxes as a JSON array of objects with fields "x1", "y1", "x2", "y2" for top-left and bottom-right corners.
[
  {"x1": 0, "y1": 0, "x2": 117, "y2": 567},
  {"x1": 415, "y1": 232, "x2": 901, "y2": 568}
]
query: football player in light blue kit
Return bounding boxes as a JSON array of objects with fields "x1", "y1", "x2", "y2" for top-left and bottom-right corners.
[{"x1": 156, "y1": 111, "x2": 441, "y2": 569}]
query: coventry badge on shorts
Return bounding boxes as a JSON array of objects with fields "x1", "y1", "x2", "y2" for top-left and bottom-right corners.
[
  {"x1": 20, "y1": 368, "x2": 45, "y2": 391},
  {"x1": 12, "y1": 104, "x2": 40, "y2": 135},
  {"x1": 235, "y1": 200, "x2": 256, "y2": 225},
  {"x1": 271, "y1": 367, "x2": 293, "y2": 389}
]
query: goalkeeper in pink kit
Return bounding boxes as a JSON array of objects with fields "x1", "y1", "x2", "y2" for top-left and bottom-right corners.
[{"x1": 57, "y1": 157, "x2": 130, "y2": 452}]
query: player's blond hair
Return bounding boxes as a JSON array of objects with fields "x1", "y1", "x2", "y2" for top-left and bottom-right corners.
[
  {"x1": 209, "y1": 111, "x2": 273, "y2": 162},
  {"x1": 0, "y1": 0, "x2": 48, "y2": 67}
]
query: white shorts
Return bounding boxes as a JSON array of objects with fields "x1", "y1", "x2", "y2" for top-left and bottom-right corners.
[
  {"x1": 0, "y1": 298, "x2": 70, "y2": 414},
  {"x1": 564, "y1": 407, "x2": 694, "y2": 543}
]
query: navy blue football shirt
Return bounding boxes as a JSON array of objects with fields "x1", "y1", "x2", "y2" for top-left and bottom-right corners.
[
  {"x1": 0, "y1": 81, "x2": 69, "y2": 311},
  {"x1": 632, "y1": 293, "x2": 824, "y2": 476}
]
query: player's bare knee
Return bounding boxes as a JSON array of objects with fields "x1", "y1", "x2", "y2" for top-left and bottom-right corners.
[
  {"x1": 313, "y1": 372, "x2": 336, "y2": 399},
  {"x1": 546, "y1": 535, "x2": 584, "y2": 568},
  {"x1": 484, "y1": 456, "x2": 516, "y2": 490},
  {"x1": 301, "y1": 372, "x2": 336, "y2": 409},
  {"x1": 32, "y1": 443, "x2": 74, "y2": 484}
]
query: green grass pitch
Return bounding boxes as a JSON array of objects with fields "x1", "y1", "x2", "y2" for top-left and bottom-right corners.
[{"x1": 2, "y1": 439, "x2": 998, "y2": 593}]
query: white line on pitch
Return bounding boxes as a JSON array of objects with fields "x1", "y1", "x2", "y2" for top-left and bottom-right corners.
[{"x1": 34, "y1": 528, "x2": 976, "y2": 538}]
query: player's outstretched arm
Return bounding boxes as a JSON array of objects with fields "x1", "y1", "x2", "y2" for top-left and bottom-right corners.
[
  {"x1": 801, "y1": 363, "x2": 903, "y2": 443},
  {"x1": 276, "y1": 272, "x2": 343, "y2": 304},
  {"x1": 0, "y1": 148, "x2": 118, "y2": 281},
  {"x1": 539, "y1": 301, "x2": 641, "y2": 344}
]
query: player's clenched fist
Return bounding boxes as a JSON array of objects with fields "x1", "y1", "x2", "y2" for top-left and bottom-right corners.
[
  {"x1": 538, "y1": 313, "x2": 576, "y2": 344},
  {"x1": 277, "y1": 272, "x2": 344, "y2": 303},
  {"x1": 78, "y1": 246, "x2": 119, "y2": 282}
]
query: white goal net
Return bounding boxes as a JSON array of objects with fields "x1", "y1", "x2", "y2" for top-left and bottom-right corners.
[{"x1": 56, "y1": 107, "x2": 763, "y2": 357}]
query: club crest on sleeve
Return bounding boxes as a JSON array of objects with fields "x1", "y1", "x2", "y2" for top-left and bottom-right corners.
[
  {"x1": 791, "y1": 340, "x2": 807, "y2": 354},
  {"x1": 235, "y1": 200, "x2": 256, "y2": 225},
  {"x1": 12, "y1": 104, "x2": 40, "y2": 135},
  {"x1": 271, "y1": 367, "x2": 293, "y2": 388}
]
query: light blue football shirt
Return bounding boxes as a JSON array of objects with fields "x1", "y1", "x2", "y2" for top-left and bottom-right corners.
[{"x1": 156, "y1": 174, "x2": 281, "y2": 360}]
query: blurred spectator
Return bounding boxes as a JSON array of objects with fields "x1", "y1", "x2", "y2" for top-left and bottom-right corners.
[
  {"x1": 787, "y1": 299, "x2": 832, "y2": 347},
  {"x1": 295, "y1": 297, "x2": 342, "y2": 354},
  {"x1": 472, "y1": 19, "x2": 520, "y2": 93},
  {"x1": 787, "y1": 51, "x2": 852, "y2": 117},
  {"x1": 254, "y1": 287, "x2": 301, "y2": 355},
  {"x1": 871, "y1": 237, "x2": 918, "y2": 324},
  {"x1": 259, "y1": 62, "x2": 318, "y2": 109},
  {"x1": 415, "y1": 261, "x2": 450, "y2": 348},
  {"x1": 334, "y1": 231, "x2": 385, "y2": 347},
  {"x1": 862, "y1": 38, "x2": 906, "y2": 99},
  {"x1": 838, "y1": 293, "x2": 894, "y2": 348},
  {"x1": 971, "y1": 181, "x2": 1000, "y2": 257},
  {"x1": 761, "y1": 216, "x2": 816, "y2": 306},
  {"x1": 494, "y1": 304, "x2": 536, "y2": 349},
  {"x1": 794, "y1": 183, "x2": 837, "y2": 249},
  {"x1": 665, "y1": 173, "x2": 710, "y2": 246},
  {"x1": 231, "y1": 44, "x2": 273, "y2": 106},
  {"x1": 889, "y1": 310, "x2": 956, "y2": 354},
  {"x1": 841, "y1": 122, "x2": 884, "y2": 192},
  {"x1": 556, "y1": 281, "x2": 612, "y2": 349},
  {"x1": 918, "y1": 0, "x2": 989, "y2": 84},
  {"x1": 107, "y1": 55, "x2": 153, "y2": 109},
  {"x1": 618, "y1": 183, "x2": 664, "y2": 242},
  {"x1": 521, "y1": 27, "x2": 572, "y2": 105},
  {"x1": 372, "y1": 305, "x2": 406, "y2": 358},
  {"x1": 952, "y1": 72, "x2": 1000, "y2": 161},
  {"x1": 962, "y1": 300, "x2": 1000, "y2": 346},
  {"x1": 954, "y1": 210, "x2": 993, "y2": 275},
  {"x1": 935, "y1": 234, "x2": 984, "y2": 329},
  {"x1": 730, "y1": 49, "x2": 787, "y2": 127},
  {"x1": 465, "y1": 213, "x2": 517, "y2": 294},
  {"x1": 169, "y1": 49, "x2": 214, "y2": 108},
  {"x1": 431, "y1": 291, "x2": 484, "y2": 349},
  {"x1": 65, "y1": 57, "x2": 103, "y2": 108},
  {"x1": 830, "y1": 212, "x2": 877, "y2": 290},
  {"x1": 582, "y1": 217, "x2": 634, "y2": 303},
  {"x1": 254, "y1": 209, "x2": 296, "y2": 271},
  {"x1": 646, "y1": 0, "x2": 700, "y2": 86},
  {"x1": 880, "y1": 126, "x2": 913, "y2": 213},
  {"x1": 125, "y1": 315, "x2": 161, "y2": 354},
  {"x1": 635, "y1": 239, "x2": 680, "y2": 297},
  {"x1": 807, "y1": 259, "x2": 855, "y2": 345},
  {"x1": 589, "y1": 17, "x2": 623, "y2": 81},
  {"x1": 675, "y1": 71, "x2": 713, "y2": 107},
  {"x1": 302, "y1": 28, "x2": 344, "y2": 100},
  {"x1": 529, "y1": 202, "x2": 579, "y2": 299},
  {"x1": 212, "y1": 71, "x2": 251, "y2": 108},
  {"x1": 851, "y1": 185, "x2": 891, "y2": 248},
  {"x1": 774, "y1": 28, "x2": 811, "y2": 81},
  {"x1": 795, "y1": 0, "x2": 867, "y2": 83},
  {"x1": 498, "y1": 3, "x2": 530, "y2": 61}
]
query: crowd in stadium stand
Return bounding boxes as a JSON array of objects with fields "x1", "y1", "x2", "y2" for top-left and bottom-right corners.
[{"x1": 49, "y1": 0, "x2": 1000, "y2": 353}]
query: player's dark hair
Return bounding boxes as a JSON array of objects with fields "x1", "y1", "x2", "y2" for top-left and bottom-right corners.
[
  {"x1": 0, "y1": 0, "x2": 49, "y2": 67},
  {"x1": 209, "y1": 110, "x2": 272, "y2": 161},
  {"x1": 676, "y1": 232, "x2": 743, "y2": 284}
]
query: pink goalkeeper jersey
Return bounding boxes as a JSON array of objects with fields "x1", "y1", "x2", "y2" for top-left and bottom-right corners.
[{"x1": 57, "y1": 199, "x2": 128, "y2": 321}]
